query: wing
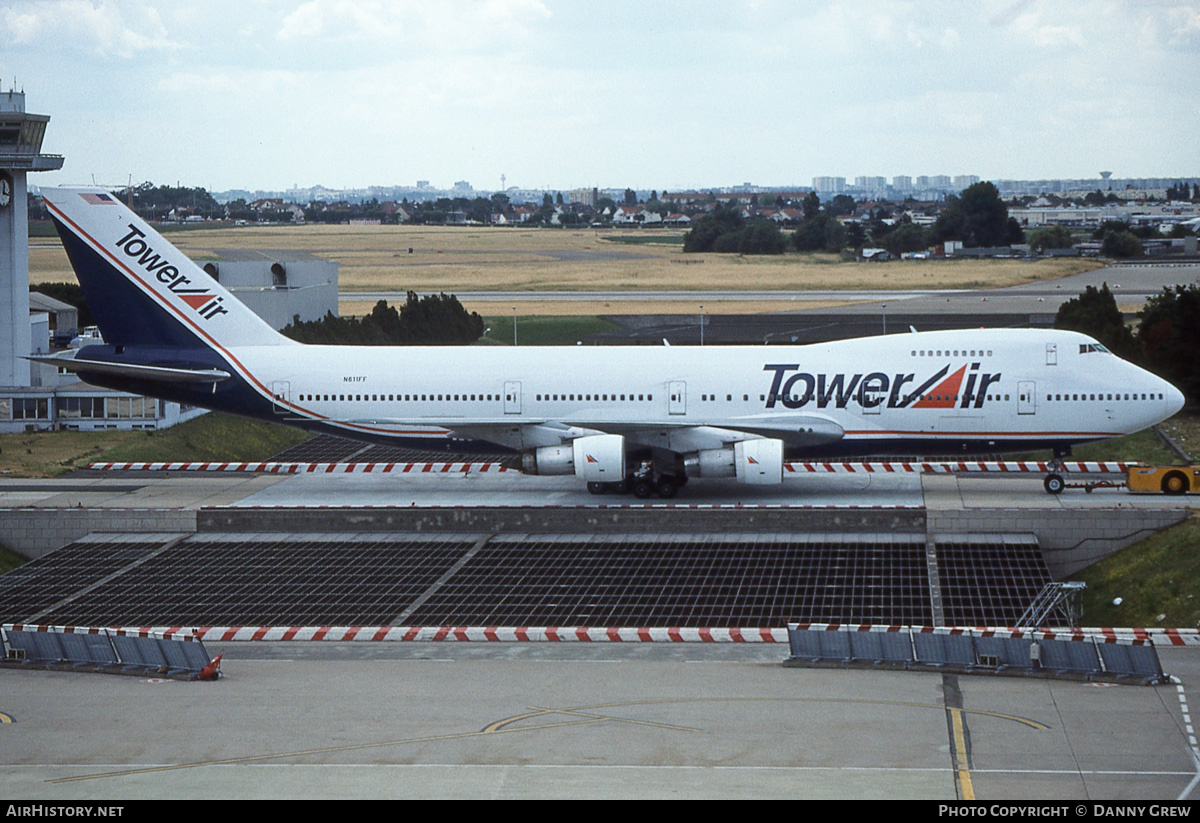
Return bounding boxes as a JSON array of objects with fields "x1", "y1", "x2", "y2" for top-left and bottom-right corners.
[{"x1": 443, "y1": 413, "x2": 844, "y2": 453}]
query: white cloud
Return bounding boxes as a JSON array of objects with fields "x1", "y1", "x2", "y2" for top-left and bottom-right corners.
[
  {"x1": 0, "y1": 0, "x2": 175, "y2": 58},
  {"x1": 276, "y1": 0, "x2": 550, "y2": 50},
  {"x1": 1168, "y1": 5, "x2": 1200, "y2": 43}
]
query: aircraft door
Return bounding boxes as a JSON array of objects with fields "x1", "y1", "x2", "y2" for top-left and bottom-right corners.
[
  {"x1": 1046, "y1": 343, "x2": 1057, "y2": 366},
  {"x1": 504, "y1": 381, "x2": 522, "y2": 414},
  {"x1": 669, "y1": 381, "x2": 687, "y2": 415},
  {"x1": 859, "y1": 375, "x2": 886, "y2": 415},
  {"x1": 1017, "y1": 380, "x2": 1036, "y2": 415},
  {"x1": 271, "y1": 381, "x2": 290, "y2": 415}
]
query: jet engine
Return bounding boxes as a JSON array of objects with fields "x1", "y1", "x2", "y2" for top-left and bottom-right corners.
[
  {"x1": 521, "y1": 433, "x2": 626, "y2": 482},
  {"x1": 682, "y1": 438, "x2": 784, "y2": 485}
]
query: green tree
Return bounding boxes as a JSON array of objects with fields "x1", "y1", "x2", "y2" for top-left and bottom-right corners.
[
  {"x1": 1101, "y1": 230, "x2": 1143, "y2": 258},
  {"x1": 683, "y1": 205, "x2": 785, "y2": 254},
  {"x1": 793, "y1": 213, "x2": 845, "y2": 253},
  {"x1": 683, "y1": 203, "x2": 744, "y2": 252},
  {"x1": 874, "y1": 220, "x2": 927, "y2": 256},
  {"x1": 1027, "y1": 225, "x2": 1075, "y2": 251},
  {"x1": 801, "y1": 191, "x2": 821, "y2": 220},
  {"x1": 1138, "y1": 285, "x2": 1200, "y2": 403},
  {"x1": 827, "y1": 194, "x2": 856, "y2": 217},
  {"x1": 930, "y1": 181, "x2": 1022, "y2": 247},
  {"x1": 282, "y1": 295, "x2": 483, "y2": 346},
  {"x1": 1054, "y1": 283, "x2": 1138, "y2": 361}
]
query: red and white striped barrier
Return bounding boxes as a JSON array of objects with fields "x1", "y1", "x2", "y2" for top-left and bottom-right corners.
[
  {"x1": 8, "y1": 623, "x2": 1187, "y2": 644},
  {"x1": 191, "y1": 626, "x2": 790, "y2": 642},
  {"x1": 35, "y1": 625, "x2": 792, "y2": 642},
  {"x1": 223, "y1": 503, "x2": 923, "y2": 510},
  {"x1": 784, "y1": 460, "x2": 1133, "y2": 474},
  {"x1": 791, "y1": 623, "x2": 1200, "y2": 646},
  {"x1": 89, "y1": 461, "x2": 515, "y2": 474},
  {"x1": 2, "y1": 623, "x2": 203, "y2": 642},
  {"x1": 90, "y1": 460, "x2": 1135, "y2": 475}
]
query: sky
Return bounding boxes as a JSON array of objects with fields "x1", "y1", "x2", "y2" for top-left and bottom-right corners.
[{"x1": 2, "y1": 0, "x2": 1198, "y2": 194}]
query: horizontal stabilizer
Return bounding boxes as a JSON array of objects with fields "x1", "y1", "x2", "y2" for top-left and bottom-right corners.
[{"x1": 26, "y1": 351, "x2": 232, "y2": 384}]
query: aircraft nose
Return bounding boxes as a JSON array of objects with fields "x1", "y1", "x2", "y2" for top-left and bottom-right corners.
[{"x1": 1165, "y1": 381, "x2": 1186, "y2": 417}]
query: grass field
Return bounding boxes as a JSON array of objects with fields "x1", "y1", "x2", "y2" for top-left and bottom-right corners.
[
  {"x1": 1075, "y1": 516, "x2": 1200, "y2": 628},
  {"x1": 0, "y1": 411, "x2": 310, "y2": 478},
  {"x1": 28, "y1": 224, "x2": 1102, "y2": 311},
  {"x1": 476, "y1": 315, "x2": 626, "y2": 346}
]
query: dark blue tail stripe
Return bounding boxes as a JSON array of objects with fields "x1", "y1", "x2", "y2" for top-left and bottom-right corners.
[{"x1": 54, "y1": 217, "x2": 210, "y2": 350}]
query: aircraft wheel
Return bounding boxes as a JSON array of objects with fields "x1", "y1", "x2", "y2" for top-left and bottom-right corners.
[
  {"x1": 633, "y1": 479, "x2": 655, "y2": 499},
  {"x1": 655, "y1": 477, "x2": 679, "y2": 499},
  {"x1": 1162, "y1": 471, "x2": 1189, "y2": 496},
  {"x1": 1043, "y1": 474, "x2": 1065, "y2": 495},
  {"x1": 612, "y1": 478, "x2": 632, "y2": 494},
  {"x1": 587, "y1": 482, "x2": 605, "y2": 495}
]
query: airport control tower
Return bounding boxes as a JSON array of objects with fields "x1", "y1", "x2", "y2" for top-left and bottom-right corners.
[{"x1": 0, "y1": 90, "x2": 63, "y2": 387}]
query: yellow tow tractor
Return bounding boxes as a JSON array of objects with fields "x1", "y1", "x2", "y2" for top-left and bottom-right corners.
[{"x1": 1125, "y1": 465, "x2": 1200, "y2": 495}]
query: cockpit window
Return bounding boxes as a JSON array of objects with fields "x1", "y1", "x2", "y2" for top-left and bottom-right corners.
[{"x1": 1079, "y1": 343, "x2": 1110, "y2": 354}]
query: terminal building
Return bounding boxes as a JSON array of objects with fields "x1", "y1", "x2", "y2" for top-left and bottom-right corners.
[{"x1": 0, "y1": 90, "x2": 337, "y2": 435}]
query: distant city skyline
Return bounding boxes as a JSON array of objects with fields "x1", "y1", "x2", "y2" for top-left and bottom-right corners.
[
  {"x1": 195, "y1": 174, "x2": 1198, "y2": 207},
  {"x1": 4, "y1": 1, "x2": 1197, "y2": 192}
]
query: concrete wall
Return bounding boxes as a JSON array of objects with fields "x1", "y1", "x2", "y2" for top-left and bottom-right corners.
[
  {"x1": 0, "y1": 509, "x2": 196, "y2": 558},
  {"x1": 197, "y1": 506, "x2": 928, "y2": 536},
  {"x1": 4, "y1": 504, "x2": 1189, "y2": 578},
  {"x1": 927, "y1": 507, "x2": 1192, "y2": 578}
]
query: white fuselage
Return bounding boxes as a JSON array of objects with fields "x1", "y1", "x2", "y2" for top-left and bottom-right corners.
[{"x1": 235, "y1": 327, "x2": 1181, "y2": 456}]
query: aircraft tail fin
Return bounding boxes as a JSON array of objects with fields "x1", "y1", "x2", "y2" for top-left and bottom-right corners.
[{"x1": 41, "y1": 187, "x2": 293, "y2": 351}]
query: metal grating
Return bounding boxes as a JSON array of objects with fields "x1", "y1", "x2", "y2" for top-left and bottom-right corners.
[
  {"x1": 0, "y1": 532, "x2": 1054, "y2": 629},
  {"x1": 407, "y1": 534, "x2": 932, "y2": 627},
  {"x1": 937, "y1": 539, "x2": 1052, "y2": 627},
  {"x1": 8, "y1": 535, "x2": 477, "y2": 627},
  {"x1": 0, "y1": 541, "x2": 163, "y2": 623}
]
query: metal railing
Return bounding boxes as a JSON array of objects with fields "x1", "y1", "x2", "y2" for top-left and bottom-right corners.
[{"x1": 786, "y1": 624, "x2": 1166, "y2": 684}]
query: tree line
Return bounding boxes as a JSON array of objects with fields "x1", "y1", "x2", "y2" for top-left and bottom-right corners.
[
  {"x1": 281, "y1": 293, "x2": 485, "y2": 346},
  {"x1": 684, "y1": 182, "x2": 1026, "y2": 256}
]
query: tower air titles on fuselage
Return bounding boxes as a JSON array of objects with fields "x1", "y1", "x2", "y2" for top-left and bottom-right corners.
[{"x1": 763, "y1": 363, "x2": 1001, "y2": 411}]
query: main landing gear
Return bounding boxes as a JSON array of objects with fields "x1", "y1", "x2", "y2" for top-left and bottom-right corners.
[{"x1": 586, "y1": 461, "x2": 686, "y2": 499}]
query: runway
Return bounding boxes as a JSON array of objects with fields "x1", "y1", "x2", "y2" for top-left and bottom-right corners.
[
  {"x1": 347, "y1": 262, "x2": 1200, "y2": 316},
  {"x1": 1, "y1": 465, "x2": 1192, "y2": 512}
]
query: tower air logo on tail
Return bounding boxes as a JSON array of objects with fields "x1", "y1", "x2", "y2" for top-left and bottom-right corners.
[{"x1": 113, "y1": 224, "x2": 229, "y2": 321}]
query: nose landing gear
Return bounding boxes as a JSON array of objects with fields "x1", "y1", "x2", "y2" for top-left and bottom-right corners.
[{"x1": 1043, "y1": 446, "x2": 1070, "y2": 495}]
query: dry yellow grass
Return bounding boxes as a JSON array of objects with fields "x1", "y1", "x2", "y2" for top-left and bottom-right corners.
[
  {"x1": 29, "y1": 225, "x2": 1103, "y2": 307},
  {"x1": 340, "y1": 298, "x2": 865, "y2": 317}
]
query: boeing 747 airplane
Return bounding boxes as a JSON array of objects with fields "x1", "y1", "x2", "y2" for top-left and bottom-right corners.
[{"x1": 36, "y1": 187, "x2": 1185, "y2": 498}]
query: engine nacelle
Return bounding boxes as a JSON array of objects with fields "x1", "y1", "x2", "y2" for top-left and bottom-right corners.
[
  {"x1": 683, "y1": 438, "x2": 784, "y2": 485},
  {"x1": 735, "y1": 438, "x2": 784, "y2": 485},
  {"x1": 521, "y1": 434, "x2": 626, "y2": 482},
  {"x1": 683, "y1": 448, "x2": 737, "y2": 479}
]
